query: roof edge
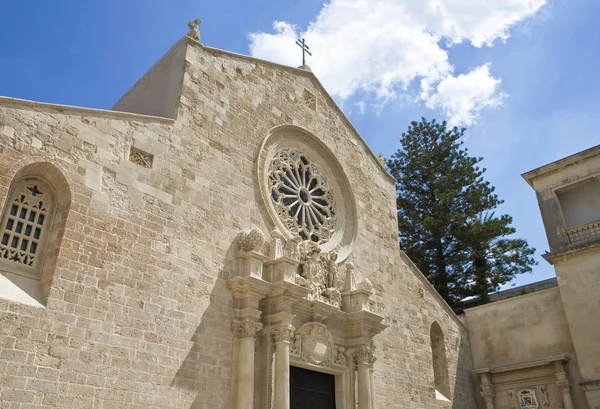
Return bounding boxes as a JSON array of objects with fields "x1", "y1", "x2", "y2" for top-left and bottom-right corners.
[
  {"x1": 189, "y1": 37, "x2": 396, "y2": 185},
  {"x1": 522, "y1": 144, "x2": 600, "y2": 188},
  {"x1": 398, "y1": 250, "x2": 467, "y2": 331},
  {"x1": 463, "y1": 286, "x2": 559, "y2": 312},
  {"x1": 0, "y1": 96, "x2": 173, "y2": 123},
  {"x1": 111, "y1": 36, "x2": 188, "y2": 114}
]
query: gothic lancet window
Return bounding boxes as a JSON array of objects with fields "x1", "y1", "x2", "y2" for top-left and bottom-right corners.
[
  {"x1": 430, "y1": 322, "x2": 451, "y2": 401},
  {"x1": 0, "y1": 178, "x2": 55, "y2": 280}
]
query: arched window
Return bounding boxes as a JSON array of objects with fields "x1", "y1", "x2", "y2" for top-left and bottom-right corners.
[
  {"x1": 0, "y1": 178, "x2": 55, "y2": 278},
  {"x1": 430, "y1": 322, "x2": 451, "y2": 401},
  {"x1": 0, "y1": 162, "x2": 71, "y2": 306}
]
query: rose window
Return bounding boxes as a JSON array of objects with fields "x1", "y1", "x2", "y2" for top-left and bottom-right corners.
[{"x1": 268, "y1": 149, "x2": 337, "y2": 244}]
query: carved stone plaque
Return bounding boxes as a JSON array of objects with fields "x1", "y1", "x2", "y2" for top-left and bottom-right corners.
[{"x1": 297, "y1": 322, "x2": 334, "y2": 366}]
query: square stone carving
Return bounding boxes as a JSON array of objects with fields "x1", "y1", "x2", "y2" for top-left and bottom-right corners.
[{"x1": 129, "y1": 147, "x2": 154, "y2": 169}]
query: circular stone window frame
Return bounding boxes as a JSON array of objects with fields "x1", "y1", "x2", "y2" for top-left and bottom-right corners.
[{"x1": 257, "y1": 125, "x2": 357, "y2": 262}]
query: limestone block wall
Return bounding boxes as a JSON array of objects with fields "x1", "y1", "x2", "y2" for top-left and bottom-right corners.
[
  {"x1": 464, "y1": 288, "x2": 588, "y2": 408},
  {"x1": 552, "y1": 249, "x2": 600, "y2": 381},
  {"x1": 175, "y1": 40, "x2": 477, "y2": 409},
  {"x1": 524, "y1": 148, "x2": 600, "y2": 386},
  {"x1": 0, "y1": 37, "x2": 478, "y2": 409}
]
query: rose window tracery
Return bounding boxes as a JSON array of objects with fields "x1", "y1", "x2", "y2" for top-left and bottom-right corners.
[{"x1": 268, "y1": 149, "x2": 337, "y2": 244}]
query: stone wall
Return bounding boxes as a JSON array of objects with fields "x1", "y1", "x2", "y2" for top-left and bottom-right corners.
[
  {"x1": 464, "y1": 288, "x2": 588, "y2": 408},
  {"x1": 0, "y1": 37, "x2": 477, "y2": 408}
]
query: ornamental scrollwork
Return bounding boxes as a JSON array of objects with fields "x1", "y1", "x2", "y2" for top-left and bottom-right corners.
[
  {"x1": 232, "y1": 320, "x2": 263, "y2": 339},
  {"x1": 332, "y1": 345, "x2": 346, "y2": 366}
]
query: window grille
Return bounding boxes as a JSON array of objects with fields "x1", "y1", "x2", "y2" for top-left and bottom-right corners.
[
  {"x1": 129, "y1": 147, "x2": 154, "y2": 168},
  {"x1": 0, "y1": 179, "x2": 54, "y2": 278}
]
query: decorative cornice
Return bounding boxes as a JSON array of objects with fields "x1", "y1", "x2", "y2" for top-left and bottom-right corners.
[
  {"x1": 0, "y1": 96, "x2": 174, "y2": 123},
  {"x1": 232, "y1": 320, "x2": 263, "y2": 339},
  {"x1": 579, "y1": 379, "x2": 600, "y2": 391},
  {"x1": 473, "y1": 354, "x2": 570, "y2": 374}
]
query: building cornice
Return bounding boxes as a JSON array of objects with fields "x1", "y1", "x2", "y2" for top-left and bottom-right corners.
[
  {"x1": 0, "y1": 96, "x2": 174, "y2": 124},
  {"x1": 473, "y1": 354, "x2": 570, "y2": 374},
  {"x1": 522, "y1": 144, "x2": 600, "y2": 188}
]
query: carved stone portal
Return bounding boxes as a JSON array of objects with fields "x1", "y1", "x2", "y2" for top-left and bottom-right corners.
[{"x1": 228, "y1": 227, "x2": 386, "y2": 409}]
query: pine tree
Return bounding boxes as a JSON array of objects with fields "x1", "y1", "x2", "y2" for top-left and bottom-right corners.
[{"x1": 387, "y1": 118, "x2": 536, "y2": 311}]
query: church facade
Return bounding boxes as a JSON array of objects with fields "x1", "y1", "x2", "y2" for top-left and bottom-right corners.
[
  {"x1": 0, "y1": 31, "x2": 478, "y2": 408},
  {"x1": 1, "y1": 24, "x2": 599, "y2": 409}
]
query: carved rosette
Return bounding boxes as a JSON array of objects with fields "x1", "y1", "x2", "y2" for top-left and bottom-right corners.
[{"x1": 232, "y1": 320, "x2": 263, "y2": 339}]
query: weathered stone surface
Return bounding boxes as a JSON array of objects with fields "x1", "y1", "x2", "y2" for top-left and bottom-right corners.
[{"x1": 0, "y1": 37, "x2": 476, "y2": 408}]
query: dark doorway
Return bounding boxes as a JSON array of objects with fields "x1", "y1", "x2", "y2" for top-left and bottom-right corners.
[{"x1": 290, "y1": 366, "x2": 336, "y2": 409}]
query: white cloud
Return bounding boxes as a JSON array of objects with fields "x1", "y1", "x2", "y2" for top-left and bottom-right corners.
[
  {"x1": 248, "y1": 0, "x2": 546, "y2": 125},
  {"x1": 424, "y1": 63, "x2": 506, "y2": 126}
]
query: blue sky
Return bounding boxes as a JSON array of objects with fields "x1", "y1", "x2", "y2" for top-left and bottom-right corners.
[{"x1": 1, "y1": 0, "x2": 598, "y2": 287}]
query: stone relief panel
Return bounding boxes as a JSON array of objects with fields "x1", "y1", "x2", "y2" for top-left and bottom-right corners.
[
  {"x1": 290, "y1": 323, "x2": 347, "y2": 368},
  {"x1": 268, "y1": 233, "x2": 373, "y2": 308},
  {"x1": 504, "y1": 385, "x2": 564, "y2": 409}
]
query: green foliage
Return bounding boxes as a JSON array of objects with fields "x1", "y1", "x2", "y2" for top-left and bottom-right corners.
[{"x1": 387, "y1": 118, "x2": 536, "y2": 311}]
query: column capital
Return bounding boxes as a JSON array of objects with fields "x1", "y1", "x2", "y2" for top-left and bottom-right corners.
[
  {"x1": 556, "y1": 379, "x2": 571, "y2": 393},
  {"x1": 233, "y1": 319, "x2": 263, "y2": 339},
  {"x1": 352, "y1": 345, "x2": 376, "y2": 367},
  {"x1": 481, "y1": 390, "x2": 495, "y2": 403},
  {"x1": 267, "y1": 325, "x2": 295, "y2": 343}
]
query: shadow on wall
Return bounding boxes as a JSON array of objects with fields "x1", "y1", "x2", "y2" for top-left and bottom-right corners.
[
  {"x1": 452, "y1": 329, "x2": 479, "y2": 409},
  {"x1": 170, "y1": 242, "x2": 237, "y2": 408}
]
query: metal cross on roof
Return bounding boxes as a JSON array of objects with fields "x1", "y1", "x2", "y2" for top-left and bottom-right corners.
[{"x1": 295, "y1": 38, "x2": 312, "y2": 66}]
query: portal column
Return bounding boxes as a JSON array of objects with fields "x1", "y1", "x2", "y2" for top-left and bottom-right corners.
[
  {"x1": 354, "y1": 346, "x2": 375, "y2": 409},
  {"x1": 554, "y1": 361, "x2": 574, "y2": 409},
  {"x1": 272, "y1": 325, "x2": 295, "y2": 409},
  {"x1": 479, "y1": 372, "x2": 495, "y2": 409},
  {"x1": 233, "y1": 320, "x2": 263, "y2": 409}
]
